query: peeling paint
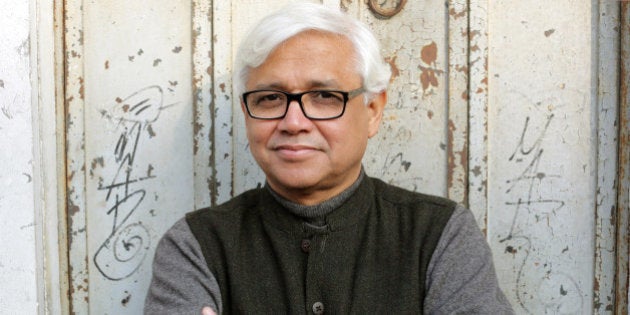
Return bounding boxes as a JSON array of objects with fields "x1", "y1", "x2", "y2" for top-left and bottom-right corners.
[{"x1": 544, "y1": 29, "x2": 555, "y2": 37}]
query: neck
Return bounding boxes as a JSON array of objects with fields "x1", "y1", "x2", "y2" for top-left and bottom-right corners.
[{"x1": 267, "y1": 170, "x2": 365, "y2": 220}]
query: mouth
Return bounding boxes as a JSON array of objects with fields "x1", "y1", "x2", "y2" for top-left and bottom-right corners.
[{"x1": 273, "y1": 144, "x2": 320, "y2": 159}]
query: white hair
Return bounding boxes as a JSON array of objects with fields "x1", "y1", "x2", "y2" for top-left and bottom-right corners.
[{"x1": 233, "y1": 1, "x2": 391, "y2": 101}]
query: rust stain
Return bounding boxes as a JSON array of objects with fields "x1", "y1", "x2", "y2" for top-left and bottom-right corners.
[
  {"x1": 385, "y1": 55, "x2": 400, "y2": 82},
  {"x1": 68, "y1": 202, "x2": 80, "y2": 217},
  {"x1": 472, "y1": 165, "x2": 481, "y2": 177},
  {"x1": 420, "y1": 70, "x2": 439, "y2": 92},
  {"x1": 469, "y1": 30, "x2": 481, "y2": 40},
  {"x1": 616, "y1": 3, "x2": 630, "y2": 314},
  {"x1": 544, "y1": 29, "x2": 556, "y2": 37},
  {"x1": 594, "y1": 277, "x2": 600, "y2": 291},
  {"x1": 449, "y1": 7, "x2": 466, "y2": 19},
  {"x1": 419, "y1": 42, "x2": 441, "y2": 93},
  {"x1": 427, "y1": 110, "x2": 434, "y2": 120},
  {"x1": 104, "y1": 60, "x2": 109, "y2": 69},
  {"x1": 78, "y1": 77, "x2": 84, "y2": 100},
  {"x1": 193, "y1": 121, "x2": 204, "y2": 155},
  {"x1": 219, "y1": 83, "x2": 226, "y2": 93},
  {"x1": 455, "y1": 64, "x2": 468, "y2": 73},
  {"x1": 421, "y1": 41, "x2": 437, "y2": 65},
  {"x1": 446, "y1": 118, "x2": 468, "y2": 204},
  {"x1": 447, "y1": 119, "x2": 456, "y2": 190}
]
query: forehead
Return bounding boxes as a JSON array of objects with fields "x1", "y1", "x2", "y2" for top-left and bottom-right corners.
[{"x1": 246, "y1": 31, "x2": 360, "y2": 90}]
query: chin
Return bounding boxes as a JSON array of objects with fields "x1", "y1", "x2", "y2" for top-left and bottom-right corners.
[{"x1": 266, "y1": 169, "x2": 325, "y2": 191}]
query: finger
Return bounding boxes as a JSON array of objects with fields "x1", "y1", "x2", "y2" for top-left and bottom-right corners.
[{"x1": 201, "y1": 306, "x2": 217, "y2": 315}]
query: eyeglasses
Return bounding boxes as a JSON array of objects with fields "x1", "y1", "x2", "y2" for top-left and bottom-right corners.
[{"x1": 242, "y1": 87, "x2": 365, "y2": 120}]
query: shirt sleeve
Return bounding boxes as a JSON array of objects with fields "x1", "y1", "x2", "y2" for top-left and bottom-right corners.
[
  {"x1": 144, "y1": 218, "x2": 222, "y2": 315},
  {"x1": 424, "y1": 205, "x2": 514, "y2": 314}
]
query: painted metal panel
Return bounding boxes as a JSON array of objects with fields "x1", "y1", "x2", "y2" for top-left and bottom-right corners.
[
  {"x1": 212, "y1": 0, "x2": 236, "y2": 205},
  {"x1": 617, "y1": 2, "x2": 630, "y2": 313},
  {"x1": 66, "y1": 0, "x2": 195, "y2": 313},
  {"x1": 0, "y1": 0, "x2": 38, "y2": 313},
  {"x1": 468, "y1": 0, "x2": 490, "y2": 230},
  {"x1": 192, "y1": 0, "x2": 215, "y2": 209},
  {"x1": 487, "y1": 1, "x2": 598, "y2": 313},
  {"x1": 64, "y1": 0, "x2": 90, "y2": 311},
  {"x1": 362, "y1": 0, "x2": 450, "y2": 197},
  {"x1": 447, "y1": 0, "x2": 470, "y2": 207},
  {"x1": 594, "y1": 1, "x2": 621, "y2": 312}
]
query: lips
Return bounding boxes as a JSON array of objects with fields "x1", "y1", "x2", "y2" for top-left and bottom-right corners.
[{"x1": 273, "y1": 143, "x2": 320, "y2": 160}]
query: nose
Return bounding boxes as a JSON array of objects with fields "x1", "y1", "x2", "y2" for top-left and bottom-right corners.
[{"x1": 278, "y1": 100, "x2": 313, "y2": 133}]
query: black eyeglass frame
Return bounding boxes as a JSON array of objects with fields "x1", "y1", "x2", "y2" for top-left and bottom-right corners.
[{"x1": 241, "y1": 87, "x2": 365, "y2": 120}]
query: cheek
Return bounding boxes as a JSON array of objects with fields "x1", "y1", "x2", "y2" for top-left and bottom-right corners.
[
  {"x1": 245, "y1": 121, "x2": 271, "y2": 147},
  {"x1": 246, "y1": 122, "x2": 264, "y2": 146},
  {"x1": 322, "y1": 121, "x2": 368, "y2": 151}
]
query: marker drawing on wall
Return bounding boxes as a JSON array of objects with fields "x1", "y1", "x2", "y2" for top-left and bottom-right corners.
[{"x1": 93, "y1": 86, "x2": 174, "y2": 281}]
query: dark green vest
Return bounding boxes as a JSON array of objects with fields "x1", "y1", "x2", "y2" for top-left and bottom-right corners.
[{"x1": 186, "y1": 177, "x2": 455, "y2": 314}]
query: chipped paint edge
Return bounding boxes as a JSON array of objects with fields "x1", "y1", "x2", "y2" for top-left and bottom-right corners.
[
  {"x1": 213, "y1": 0, "x2": 234, "y2": 204},
  {"x1": 616, "y1": 1, "x2": 630, "y2": 313},
  {"x1": 192, "y1": 0, "x2": 214, "y2": 208},
  {"x1": 468, "y1": 0, "x2": 489, "y2": 232},
  {"x1": 31, "y1": 0, "x2": 69, "y2": 313},
  {"x1": 594, "y1": 1, "x2": 621, "y2": 313},
  {"x1": 63, "y1": 0, "x2": 90, "y2": 312},
  {"x1": 447, "y1": 0, "x2": 469, "y2": 208}
]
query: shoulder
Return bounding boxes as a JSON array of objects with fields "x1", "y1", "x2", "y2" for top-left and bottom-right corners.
[
  {"x1": 187, "y1": 187, "x2": 263, "y2": 221},
  {"x1": 368, "y1": 176, "x2": 457, "y2": 214}
]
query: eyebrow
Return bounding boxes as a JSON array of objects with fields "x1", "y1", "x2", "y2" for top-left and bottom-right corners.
[{"x1": 253, "y1": 79, "x2": 342, "y2": 91}]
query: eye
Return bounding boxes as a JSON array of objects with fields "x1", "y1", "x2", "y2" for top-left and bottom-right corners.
[
  {"x1": 310, "y1": 91, "x2": 343, "y2": 104},
  {"x1": 253, "y1": 92, "x2": 285, "y2": 106}
]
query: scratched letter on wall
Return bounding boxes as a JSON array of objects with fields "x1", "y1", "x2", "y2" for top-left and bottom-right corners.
[{"x1": 489, "y1": 88, "x2": 593, "y2": 314}]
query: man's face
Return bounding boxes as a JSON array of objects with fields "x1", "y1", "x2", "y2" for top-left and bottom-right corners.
[{"x1": 243, "y1": 31, "x2": 386, "y2": 205}]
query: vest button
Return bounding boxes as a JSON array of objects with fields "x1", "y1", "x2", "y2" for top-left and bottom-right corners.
[
  {"x1": 312, "y1": 301, "x2": 324, "y2": 314},
  {"x1": 301, "y1": 239, "x2": 311, "y2": 253}
]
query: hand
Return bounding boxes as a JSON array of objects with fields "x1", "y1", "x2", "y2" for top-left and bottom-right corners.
[{"x1": 201, "y1": 306, "x2": 217, "y2": 315}]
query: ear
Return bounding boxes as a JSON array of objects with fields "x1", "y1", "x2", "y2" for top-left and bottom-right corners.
[{"x1": 366, "y1": 91, "x2": 387, "y2": 138}]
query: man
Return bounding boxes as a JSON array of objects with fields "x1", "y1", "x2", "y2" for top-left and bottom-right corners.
[{"x1": 145, "y1": 2, "x2": 513, "y2": 314}]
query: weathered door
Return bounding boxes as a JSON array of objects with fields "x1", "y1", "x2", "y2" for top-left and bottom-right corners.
[{"x1": 62, "y1": 0, "x2": 628, "y2": 314}]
